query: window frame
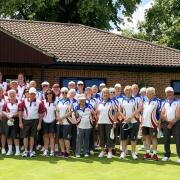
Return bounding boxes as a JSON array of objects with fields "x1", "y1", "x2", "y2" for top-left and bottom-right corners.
[{"x1": 171, "y1": 80, "x2": 180, "y2": 95}]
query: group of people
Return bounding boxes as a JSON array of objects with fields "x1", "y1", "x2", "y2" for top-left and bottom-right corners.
[{"x1": 0, "y1": 72, "x2": 180, "y2": 163}]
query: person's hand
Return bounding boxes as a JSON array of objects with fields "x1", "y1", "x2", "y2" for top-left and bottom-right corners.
[
  {"x1": 113, "y1": 123, "x2": 116, "y2": 128},
  {"x1": 19, "y1": 122, "x2": 23, "y2": 129},
  {"x1": 124, "y1": 116, "x2": 132, "y2": 123},
  {"x1": 37, "y1": 124, "x2": 41, "y2": 130}
]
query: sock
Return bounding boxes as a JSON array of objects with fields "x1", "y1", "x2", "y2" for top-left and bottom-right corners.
[
  {"x1": 15, "y1": 146, "x2": 20, "y2": 152},
  {"x1": 8, "y1": 145, "x2": 12, "y2": 152},
  {"x1": 146, "y1": 150, "x2": 150, "y2": 154},
  {"x1": 153, "y1": 150, "x2": 157, "y2": 155}
]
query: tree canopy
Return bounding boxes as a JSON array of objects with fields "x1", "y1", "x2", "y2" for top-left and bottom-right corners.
[{"x1": 0, "y1": 0, "x2": 141, "y2": 30}]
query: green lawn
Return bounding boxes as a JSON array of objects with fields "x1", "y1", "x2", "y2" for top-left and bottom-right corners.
[{"x1": 0, "y1": 145, "x2": 179, "y2": 180}]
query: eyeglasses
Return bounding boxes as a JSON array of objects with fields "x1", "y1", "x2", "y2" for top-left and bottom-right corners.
[
  {"x1": 53, "y1": 86, "x2": 59, "y2": 88},
  {"x1": 42, "y1": 85, "x2": 48, "y2": 88},
  {"x1": 24, "y1": 91, "x2": 29, "y2": 93},
  {"x1": 47, "y1": 92, "x2": 52, "y2": 95},
  {"x1": 62, "y1": 92, "x2": 68, "y2": 94}
]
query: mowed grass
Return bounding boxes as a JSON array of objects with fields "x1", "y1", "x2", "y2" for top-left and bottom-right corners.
[{"x1": 0, "y1": 144, "x2": 179, "y2": 180}]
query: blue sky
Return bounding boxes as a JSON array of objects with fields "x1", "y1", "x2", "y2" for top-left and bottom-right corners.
[{"x1": 112, "y1": 0, "x2": 154, "y2": 32}]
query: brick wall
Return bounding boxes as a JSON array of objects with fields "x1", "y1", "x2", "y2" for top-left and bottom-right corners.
[{"x1": 1, "y1": 66, "x2": 180, "y2": 99}]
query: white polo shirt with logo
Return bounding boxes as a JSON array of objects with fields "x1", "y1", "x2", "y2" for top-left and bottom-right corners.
[
  {"x1": 162, "y1": 98, "x2": 180, "y2": 122},
  {"x1": 56, "y1": 98, "x2": 73, "y2": 125},
  {"x1": 2, "y1": 99, "x2": 19, "y2": 117},
  {"x1": 142, "y1": 97, "x2": 161, "y2": 128},
  {"x1": 18, "y1": 98, "x2": 45, "y2": 120},
  {"x1": 75, "y1": 103, "x2": 93, "y2": 129},
  {"x1": 43, "y1": 100, "x2": 56, "y2": 123},
  {"x1": 120, "y1": 96, "x2": 137, "y2": 123},
  {"x1": 97, "y1": 99, "x2": 115, "y2": 124}
]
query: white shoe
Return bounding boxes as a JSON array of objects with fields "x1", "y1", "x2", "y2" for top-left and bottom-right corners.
[
  {"x1": 84, "y1": 154, "x2": 89, "y2": 157},
  {"x1": 15, "y1": 151, "x2": 21, "y2": 156},
  {"x1": 50, "y1": 151, "x2": 54, "y2": 156},
  {"x1": 120, "y1": 152, "x2": 126, "y2": 159},
  {"x1": 90, "y1": 150, "x2": 94, "y2": 155},
  {"x1": 36, "y1": 145, "x2": 41, "y2": 151},
  {"x1": 1, "y1": 148, "x2": 6, "y2": 155},
  {"x1": 176, "y1": 158, "x2": 180, "y2": 163},
  {"x1": 76, "y1": 154, "x2": 80, "y2": 158},
  {"x1": 43, "y1": 150, "x2": 48, "y2": 156},
  {"x1": 107, "y1": 152, "x2": 112, "y2": 159},
  {"x1": 29, "y1": 151, "x2": 36, "y2": 157},
  {"x1": 132, "y1": 152, "x2": 138, "y2": 160},
  {"x1": 41, "y1": 147, "x2": 45, "y2": 152},
  {"x1": 162, "y1": 157, "x2": 170, "y2": 162},
  {"x1": 6, "y1": 150, "x2": 13, "y2": 156},
  {"x1": 98, "y1": 151, "x2": 105, "y2": 158}
]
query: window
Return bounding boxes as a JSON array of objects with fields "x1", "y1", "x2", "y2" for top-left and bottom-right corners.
[
  {"x1": 4, "y1": 75, "x2": 32, "y2": 83},
  {"x1": 171, "y1": 80, "x2": 180, "y2": 95},
  {"x1": 60, "y1": 77, "x2": 106, "y2": 88}
]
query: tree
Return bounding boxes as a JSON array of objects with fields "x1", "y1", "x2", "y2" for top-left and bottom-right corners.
[
  {"x1": 0, "y1": 0, "x2": 141, "y2": 30},
  {"x1": 138, "y1": 0, "x2": 180, "y2": 49}
]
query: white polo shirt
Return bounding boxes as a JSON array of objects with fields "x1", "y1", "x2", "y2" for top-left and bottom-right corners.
[
  {"x1": 97, "y1": 99, "x2": 116, "y2": 124},
  {"x1": 0, "y1": 97, "x2": 5, "y2": 116},
  {"x1": 120, "y1": 96, "x2": 137, "y2": 123},
  {"x1": 17, "y1": 84, "x2": 27, "y2": 100},
  {"x1": 43, "y1": 100, "x2": 56, "y2": 123},
  {"x1": 75, "y1": 103, "x2": 93, "y2": 129},
  {"x1": 69, "y1": 98, "x2": 78, "y2": 124},
  {"x1": 2, "y1": 99, "x2": 19, "y2": 117},
  {"x1": 56, "y1": 98, "x2": 73, "y2": 125},
  {"x1": 142, "y1": 97, "x2": 161, "y2": 128},
  {"x1": 86, "y1": 97, "x2": 97, "y2": 110},
  {"x1": 162, "y1": 98, "x2": 180, "y2": 122},
  {"x1": 18, "y1": 98, "x2": 45, "y2": 120},
  {"x1": 0, "y1": 82, "x2": 7, "y2": 93}
]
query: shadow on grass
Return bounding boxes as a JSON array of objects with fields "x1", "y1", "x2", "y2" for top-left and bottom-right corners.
[{"x1": 1, "y1": 149, "x2": 180, "y2": 166}]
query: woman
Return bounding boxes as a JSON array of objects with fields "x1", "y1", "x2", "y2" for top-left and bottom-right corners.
[
  {"x1": 0, "y1": 87, "x2": 6, "y2": 154},
  {"x1": 56, "y1": 87, "x2": 73, "y2": 158},
  {"x1": 2, "y1": 89, "x2": 20, "y2": 155},
  {"x1": 96, "y1": 88, "x2": 117, "y2": 159},
  {"x1": 17, "y1": 73, "x2": 28, "y2": 101},
  {"x1": 0, "y1": 72, "x2": 7, "y2": 94},
  {"x1": 68, "y1": 88, "x2": 78, "y2": 154},
  {"x1": 75, "y1": 94, "x2": 94, "y2": 157},
  {"x1": 119, "y1": 85, "x2": 139, "y2": 160},
  {"x1": 42, "y1": 89, "x2": 56, "y2": 156}
]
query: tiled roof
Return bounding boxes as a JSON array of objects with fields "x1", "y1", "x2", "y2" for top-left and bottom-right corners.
[{"x1": 0, "y1": 19, "x2": 180, "y2": 67}]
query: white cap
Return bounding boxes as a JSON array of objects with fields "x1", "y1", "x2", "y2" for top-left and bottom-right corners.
[
  {"x1": 68, "y1": 81, "x2": 75, "y2": 85},
  {"x1": 29, "y1": 87, "x2": 37, "y2": 94},
  {"x1": 78, "y1": 94, "x2": 86, "y2": 100},
  {"x1": 165, "y1": 87, "x2": 174, "y2": 93},
  {"x1": 41, "y1": 81, "x2": 50, "y2": 86},
  {"x1": 77, "y1": 81, "x2": 84, "y2": 85},
  {"x1": 61, "y1": 87, "x2": 68, "y2": 92},
  {"x1": 99, "y1": 83, "x2": 106, "y2": 87}
]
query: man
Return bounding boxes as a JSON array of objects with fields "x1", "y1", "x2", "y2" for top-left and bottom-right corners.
[
  {"x1": 68, "y1": 81, "x2": 76, "y2": 90},
  {"x1": 17, "y1": 73, "x2": 27, "y2": 101},
  {"x1": 19, "y1": 87, "x2": 45, "y2": 157},
  {"x1": 161, "y1": 87, "x2": 180, "y2": 163},
  {"x1": 76, "y1": 81, "x2": 84, "y2": 98},
  {"x1": 38, "y1": 81, "x2": 50, "y2": 100},
  {"x1": 142, "y1": 87, "x2": 161, "y2": 161}
]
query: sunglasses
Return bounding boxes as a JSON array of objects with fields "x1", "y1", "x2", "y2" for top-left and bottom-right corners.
[
  {"x1": 110, "y1": 92, "x2": 115, "y2": 94},
  {"x1": 53, "y1": 86, "x2": 59, "y2": 88},
  {"x1": 24, "y1": 91, "x2": 29, "y2": 93},
  {"x1": 62, "y1": 92, "x2": 68, "y2": 94},
  {"x1": 78, "y1": 84, "x2": 83, "y2": 86},
  {"x1": 47, "y1": 92, "x2": 52, "y2": 95},
  {"x1": 42, "y1": 85, "x2": 48, "y2": 88}
]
